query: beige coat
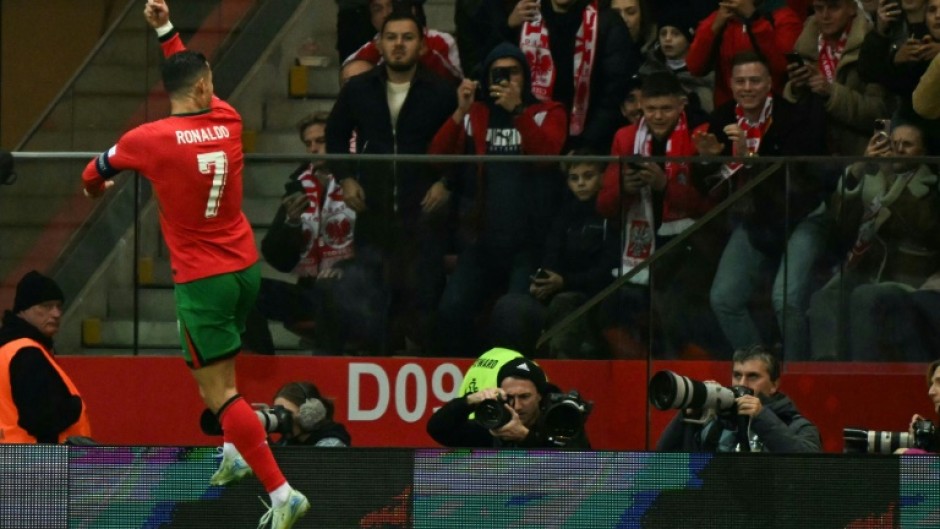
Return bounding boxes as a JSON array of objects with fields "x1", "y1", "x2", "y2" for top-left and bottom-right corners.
[
  {"x1": 913, "y1": 53, "x2": 940, "y2": 120},
  {"x1": 784, "y1": 14, "x2": 888, "y2": 156}
]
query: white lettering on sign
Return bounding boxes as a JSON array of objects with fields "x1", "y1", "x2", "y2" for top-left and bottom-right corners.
[
  {"x1": 395, "y1": 364, "x2": 426, "y2": 423},
  {"x1": 347, "y1": 362, "x2": 464, "y2": 421},
  {"x1": 348, "y1": 363, "x2": 390, "y2": 421},
  {"x1": 431, "y1": 363, "x2": 463, "y2": 414}
]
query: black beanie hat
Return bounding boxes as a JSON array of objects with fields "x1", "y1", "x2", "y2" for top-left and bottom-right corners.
[
  {"x1": 13, "y1": 271, "x2": 64, "y2": 313},
  {"x1": 497, "y1": 358, "x2": 548, "y2": 395},
  {"x1": 657, "y1": 10, "x2": 697, "y2": 44}
]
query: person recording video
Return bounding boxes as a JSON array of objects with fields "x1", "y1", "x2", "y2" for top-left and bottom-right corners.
[
  {"x1": 655, "y1": 345, "x2": 821, "y2": 453},
  {"x1": 426, "y1": 357, "x2": 591, "y2": 449}
]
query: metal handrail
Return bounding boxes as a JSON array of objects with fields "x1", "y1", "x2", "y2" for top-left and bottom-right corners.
[{"x1": 536, "y1": 161, "x2": 784, "y2": 349}]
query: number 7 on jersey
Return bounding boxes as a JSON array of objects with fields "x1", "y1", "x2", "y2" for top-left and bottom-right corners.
[{"x1": 198, "y1": 151, "x2": 228, "y2": 218}]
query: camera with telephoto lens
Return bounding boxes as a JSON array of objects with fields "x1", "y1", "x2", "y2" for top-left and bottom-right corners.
[
  {"x1": 541, "y1": 390, "x2": 593, "y2": 447},
  {"x1": 476, "y1": 396, "x2": 513, "y2": 430},
  {"x1": 843, "y1": 419, "x2": 937, "y2": 454},
  {"x1": 649, "y1": 370, "x2": 753, "y2": 417},
  {"x1": 255, "y1": 404, "x2": 294, "y2": 436}
]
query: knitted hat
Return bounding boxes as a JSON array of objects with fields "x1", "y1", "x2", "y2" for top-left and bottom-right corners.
[
  {"x1": 657, "y1": 10, "x2": 697, "y2": 43},
  {"x1": 13, "y1": 271, "x2": 64, "y2": 313},
  {"x1": 497, "y1": 357, "x2": 548, "y2": 395}
]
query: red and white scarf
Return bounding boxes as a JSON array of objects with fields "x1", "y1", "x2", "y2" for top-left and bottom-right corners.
[
  {"x1": 817, "y1": 26, "x2": 849, "y2": 84},
  {"x1": 293, "y1": 166, "x2": 356, "y2": 277},
  {"x1": 635, "y1": 113, "x2": 696, "y2": 236},
  {"x1": 721, "y1": 96, "x2": 773, "y2": 180},
  {"x1": 520, "y1": 1, "x2": 597, "y2": 135},
  {"x1": 618, "y1": 116, "x2": 687, "y2": 285}
]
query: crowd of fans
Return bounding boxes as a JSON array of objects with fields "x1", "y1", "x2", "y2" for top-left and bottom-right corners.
[{"x1": 276, "y1": 0, "x2": 940, "y2": 361}]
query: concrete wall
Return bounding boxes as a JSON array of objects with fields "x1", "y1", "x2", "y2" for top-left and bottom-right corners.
[{"x1": 0, "y1": 0, "x2": 123, "y2": 148}]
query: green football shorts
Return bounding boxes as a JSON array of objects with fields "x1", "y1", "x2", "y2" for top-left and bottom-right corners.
[{"x1": 174, "y1": 263, "x2": 260, "y2": 368}]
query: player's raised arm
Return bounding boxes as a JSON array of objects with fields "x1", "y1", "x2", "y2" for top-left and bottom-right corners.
[{"x1": 144, "y1": 0, "x2": 169, "y2": 30}]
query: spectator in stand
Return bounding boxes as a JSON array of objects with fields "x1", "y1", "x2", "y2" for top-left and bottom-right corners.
[
  {"x1": 343, "y1": 0, "x2": 463, "y2": 84},
  {"x1": 858, "y1": 0, "x2": 940, "y2": 153},
  {"x1": 242, "y1": 113, "x2": 356, "y2": 355},
  {"x1": 326, "y1": 11, "x2": 457, "y2": 354},
  {"x1": 608, "y1": 0, "x2": 658, "y2": 55},
  {"x1": 597, "y1": 71, "x2": 721, "y2": 358},
  {"x1": 517, "y1": 151, "x2": 620, "y2": 358},
  {"x1": 517, "y1": 0, "x2": 638, "y2": 150},
  {"x1": 858, "y1": 0, "x2": 935, "y2": 122},
  {"x1": 618, "y1": 73, "x2": 645, "y2": 127},
  {"x1": 639, "y1": 10, "x2": 716, "y2": 113},
  {"x1": 687, "y1": 0, "x2": 803, "y2": 110},
  {"x1": 0, "y1": 271, "x2": 92, "y2": 444},
  {"x1": 785, "y1": 0, "x2": 888, "y2": 156},
  {"x1": 695, "y1": 52, "x2": 828, "y2": 359},
  {"x1": 429, "y1": 42, "x2": 567, "y2": 357},
  {"x1": 809, "y1": 122, "x2": 940, "y2": 360}
]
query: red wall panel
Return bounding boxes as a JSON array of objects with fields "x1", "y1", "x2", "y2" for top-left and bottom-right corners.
[{"x1": 58, "y1": 356, "x2": 931, "y2": 452}]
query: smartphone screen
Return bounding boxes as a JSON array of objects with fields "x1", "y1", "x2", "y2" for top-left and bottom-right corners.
[{"x1": 785, "y1": 52, "x2": 804, "y2": 67}]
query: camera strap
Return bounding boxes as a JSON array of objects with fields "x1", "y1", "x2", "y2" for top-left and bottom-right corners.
[
  {"x1": 700, "y1": 419, "x2": 724, "y2": 451},
  {"x1": 735, "y1": 416, "x2": 752, "y2": 453}
]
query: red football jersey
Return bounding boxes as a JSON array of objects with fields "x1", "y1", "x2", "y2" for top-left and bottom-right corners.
[{"x1": 82, "y1": 34, "x2": 257, "y2": 284}]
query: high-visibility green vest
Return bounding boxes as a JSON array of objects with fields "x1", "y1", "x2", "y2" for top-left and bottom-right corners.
[{"x1": 458, "y1": 347, "x2": 523, "y2": 396}]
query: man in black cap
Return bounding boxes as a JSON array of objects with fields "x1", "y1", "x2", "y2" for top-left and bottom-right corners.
[
  {"x1": 426, "y1": 357, "x2": 589, "y2": 448},
  {"x1": 0, "y1": 271, "x2": 92, "y2": 443}
]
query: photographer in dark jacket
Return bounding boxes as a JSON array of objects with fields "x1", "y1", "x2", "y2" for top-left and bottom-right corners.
[
  {"x1": 895, "y1": 359, "x2": 940, "y2": 454},
  {"x1": 271, "y1": 381, "x2": 351, "y2": 447},
  {"x1": 656, "y1": 345, "x2": 821, "y2": 453},
  {"x1": 427, "y1": 357, "x2": 590, "y2": 448}
]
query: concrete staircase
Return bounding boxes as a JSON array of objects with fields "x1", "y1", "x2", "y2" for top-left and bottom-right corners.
[{"x1": 53, "y1": 0, "x2": 459, "y2": 355}]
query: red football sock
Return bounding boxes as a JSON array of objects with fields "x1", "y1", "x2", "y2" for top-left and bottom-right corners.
[{"x1": 219, "y1": 396, "x2": 287, "y2": 492}]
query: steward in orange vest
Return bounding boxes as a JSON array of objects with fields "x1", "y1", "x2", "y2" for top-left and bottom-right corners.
[{"x1": 0, "y1": 271, "x2": 91, "y2": 443}]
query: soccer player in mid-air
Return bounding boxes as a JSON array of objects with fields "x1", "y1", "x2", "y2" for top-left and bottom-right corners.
[{"x1": 82, "y1": 1, "x2": 309, "y2": 527}]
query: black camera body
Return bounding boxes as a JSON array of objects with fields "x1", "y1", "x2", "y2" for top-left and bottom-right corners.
[
  {"x1": 476, "y1": 397, "x2": 513, "y2": 430},
  {"x1": 200, "y1": 403, "x2": 295, "y2": 438},
  {"x1": 474, "y1": 390, "x2": 594, "y2": 447},
  {"x1": 256, "y1": 404, "x2": 294, "y2": 437},
  {"x1": 913, "y1": 419, "x2": 937, "y2": 450},
  {"x1": 541, "y1": 390, "x2": 593, "y2": 447}
]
